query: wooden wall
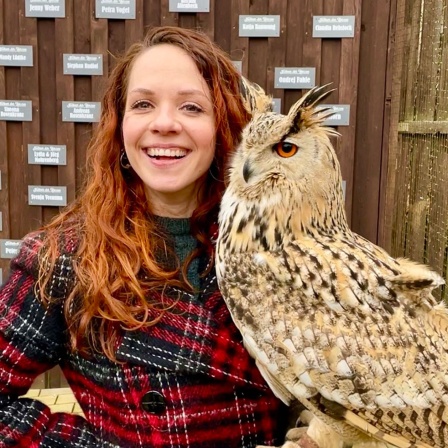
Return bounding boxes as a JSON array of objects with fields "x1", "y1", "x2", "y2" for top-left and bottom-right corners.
[{"x1": 0, "y1": 0, "x2": 396, "y2": 279}]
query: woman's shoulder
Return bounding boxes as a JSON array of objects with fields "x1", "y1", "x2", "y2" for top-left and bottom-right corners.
[{"x1": 13, "y1": 220, "x2": 82, "y2": 278}]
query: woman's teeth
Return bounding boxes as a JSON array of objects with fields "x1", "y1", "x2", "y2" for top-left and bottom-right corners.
[{"x1": 146, "y1": 148, "x2": 187, "y2": 158}]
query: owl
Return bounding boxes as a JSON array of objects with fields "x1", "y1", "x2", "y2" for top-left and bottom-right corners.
[{"x1": 216, "y1": 83, "x2": 447, "y2": 448}]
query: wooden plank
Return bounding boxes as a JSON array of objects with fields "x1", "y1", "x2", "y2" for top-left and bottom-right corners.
[
  {"x1": 230, "y1": 0, "x2": 249, "y2": 77},
  {"x1": 196, "y1": 0, "x2": 215, "y2": 40},
  {"x1": 377, "y1": 0, "x2": 398, "y2": 248},
  {"x1": 144, "y1": 0, "x2": 161, "y2": 28},
  {"x1": 36, "y1": 19, "x2": 59, "y2": 226},
  {"x1": 161, "y1": 0, "x2": 179, "y2": 26},
  {"x1": 414, "y1": 0, "x2": 444, "y2": 121},
  {"x1": 4, "y1": 1, "x2": 23, "y2": 240},
  {"x1": 0, "y1": 0, "x2": 11, "y2": 276},
  {"x1": 398, "y1": 120, "x2": 448, "y2": 134},
  {"x1": 214, "y1": 0, "x2": 231, "y2": 52},
  {"x1": 436, "y1": 2, "x2": 448, "y2": 121},
  {"x1": 283, "y1": 0, "x2": 305, "y2": 111},
  {"x1": 381, "y1": 0, "x2": 406, "y2": 253},
  {"x1": 125, "y1": 0, "x2": 144, "y2": 47},
  {"x1": 426, "y1": 135, "x2": 448, "y2": 300},
  {"x1": 320, "y1": 0, "x2": 342, "y2": 96},
  {"x1": 302, "y1": 0, "x2": 322, "y2": 84},
  {"x1": 90, "y1": 1, "x2": 108, "y2": 103},
  {"x1": 267, "y1": 0, "x2": 287, "y2": 106},
  {"x1": 352, "y1": 0, "x2": 394, "y2": 244},
  {"x1": 179, "y1": 13, "x2": 197, "y2": 30},
  {"x1": 19, "y1": 7, "x2": 42, "y2": 234},
  {"x1": 390, "y1": 134, "x2": 412, "y2": 258},
  {"x1": 56, "y1": 0, "x2": 76, "y2": 206},
  {"x1": 405, "y1": 134, "x2": 431, "y2": 262},
  {"x1": 73, "y1": 0, "x2": 94, "y2": 193},
  {"x1": 337, "y1": 0, "x2": 362, "y2": 225},
  {"x1": 247, "y1": 0, "x2": 269, "y2": 88},
  {"x1": 401, "y1": 0, "x2": 423, "y2": 121}
]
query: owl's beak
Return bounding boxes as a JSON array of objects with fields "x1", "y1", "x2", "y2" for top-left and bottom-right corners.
[{"x1": 243, "y1": 160, "x2": 253, "y2": 183}]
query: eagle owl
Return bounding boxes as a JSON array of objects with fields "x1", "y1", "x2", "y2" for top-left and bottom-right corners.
[{"x1": 216, "y1": 83, "x2": 447, "y2": 448}]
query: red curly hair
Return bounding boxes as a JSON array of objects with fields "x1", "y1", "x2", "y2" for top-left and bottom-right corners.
[{"x1": 38, "y1": 26, "x2": 251, "y2": 360}]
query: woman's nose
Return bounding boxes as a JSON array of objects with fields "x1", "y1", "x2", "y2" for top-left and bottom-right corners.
[{"x1": 148, "y1": 107, "x2": 182, "y2": 134}]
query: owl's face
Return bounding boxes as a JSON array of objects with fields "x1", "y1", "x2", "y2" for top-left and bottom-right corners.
[{"x1": 229, "y1": 107, "x2": 340, "y2": 201}]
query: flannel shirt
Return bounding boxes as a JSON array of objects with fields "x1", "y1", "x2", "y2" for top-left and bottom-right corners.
[{"x1": 0, "y1": 232, "x2": 287, "y2": 447}]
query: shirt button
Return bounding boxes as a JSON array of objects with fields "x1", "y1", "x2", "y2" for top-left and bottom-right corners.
[{"x1": 141, "y1": 391, "x2": 166, "y2": 414}]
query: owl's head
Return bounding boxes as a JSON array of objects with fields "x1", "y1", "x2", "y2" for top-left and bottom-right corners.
[{"x1": 230, "y1": 85, "x2": 343, "y2": 206}]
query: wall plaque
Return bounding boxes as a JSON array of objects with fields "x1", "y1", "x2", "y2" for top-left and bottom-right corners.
[
  {"x1": 274, "y1": 68, "x2": 315, "y2": 89},
  {"x1": 169, "y1": 0, "x2": 210, "y2": 12},
  {"x1": 95, "y1": 0, "x2": 136, "y2": 19},
  {"x1": 28, "y1": 186, "x2": 67, "y2": 206},
  {"x1": 63, "y1": 54, "x2": 103, "y2": 76},
  {"x1": 62, "y1": 101, "x2": 101, "y2": 122},
  {"x1": 0, "y1": 240, "x2": 22, "y2": 259},
  {"x1": 28, "y1": 144, "x2": 67, "y2": 165},
  {"x1": 272, "y1": 98, "x2": 282, "y2": 114},
  {"x1": 25, "y1": 0, "x2": 65, "y2": 18},
  {"x1": 239, "y1": 15, "x2": 280, "y2": 37},
  {"x1": 0, "y1": 45, "x2": 33, "y2": 67},
  {"x1": 313, "y1": 16, "x2": 355, "y2": 38},
  {"x1": 317, "y1": 104, "x2": 351, "y2": 126},
  {"x1": 0, "y1": 100, "x2": 32, "y2": 121}
]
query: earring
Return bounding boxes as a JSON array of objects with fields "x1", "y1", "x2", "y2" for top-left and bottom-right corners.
[{"x1": 120, "y1": 150, "x2": 131, "y2": 169}]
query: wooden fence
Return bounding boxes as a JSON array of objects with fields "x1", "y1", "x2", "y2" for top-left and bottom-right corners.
[{"x1": 382, "y1": 0, "x2": 448, "y2": 300}]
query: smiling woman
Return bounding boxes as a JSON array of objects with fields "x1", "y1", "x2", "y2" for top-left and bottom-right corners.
[
  {"x1": 122, "y1": 44, "x2": 216, "y2": 217},
  {"x1": 0, "y1": 26, "x2": 291, "y2": 448}
]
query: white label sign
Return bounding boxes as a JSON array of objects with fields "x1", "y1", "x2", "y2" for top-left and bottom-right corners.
[
  {"x1": 0, "y1": 240, "x2": 22, "y2": 259},
  {"x1": 274, "y1": 68, "x2": 316, "y2": 89},
  {"x1": 25, "y1": 0, "x2": 65, "y2": 18},
  {"x1": 0, "y1": 100, "x2": 32, "y2": 121},
  {"x1": 63, "y1": 54, "x2": 103, "y2": 76},
  {"x1": 239, "y1": 15, "x2": 280, "y2": 37},
  {"x1": 313, "y1": 16, "x2": 355, "y2": 38},
  {"x1": 28, "y1": 144, "x2": 67, "y2": 165},
  {"x1": 0, "y1": 45, "x2": 33, "y2": 67},
  {"x1": 317, "y1": 104, "x2": 351, "y2": 126},
  {"x1": 169, "y1": 0, "x2": 210, "y2": 12},
  {"x1": 62, "y1": 101, "x2": 101, "y2": 122},
  {"x1": 28, "y1": 186, "x2": 67, "y2": 206},
  {"x1": 95, "y1": 0, "x2": 136, "y2": 19}
]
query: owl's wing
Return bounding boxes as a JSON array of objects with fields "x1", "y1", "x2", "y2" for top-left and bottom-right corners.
[{"x1": 218, "y1": 233, "x2": 447, "y2": 446}]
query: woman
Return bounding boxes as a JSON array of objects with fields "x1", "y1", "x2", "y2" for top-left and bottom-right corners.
[{"x1": 0, "y1": 26, "x2": 291, "y2": 447}]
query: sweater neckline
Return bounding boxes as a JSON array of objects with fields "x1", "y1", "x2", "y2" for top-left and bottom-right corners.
[{"x1": 154, "y1": 216, "x2": 191, "y2": 236}]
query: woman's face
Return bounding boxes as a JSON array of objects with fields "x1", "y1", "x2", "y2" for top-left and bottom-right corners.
[{"x1": 122, "y1": 44, "x2": 216, "y2": 217}]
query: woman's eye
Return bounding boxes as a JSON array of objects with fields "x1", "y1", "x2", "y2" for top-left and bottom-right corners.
[
  {"x1": 274, "y1": 142, "x2": 299, "y2": 158},
  {"x1": 182, "y1": 103, "x2": 203, "y2": 113},
  {"x1": 132, "y1": 100, "x2": 152, "y2": 109}
]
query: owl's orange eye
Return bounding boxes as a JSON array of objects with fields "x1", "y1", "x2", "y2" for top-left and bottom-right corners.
[{"x1": 274, "y1": 142, "x2": 299, "y2": 158}]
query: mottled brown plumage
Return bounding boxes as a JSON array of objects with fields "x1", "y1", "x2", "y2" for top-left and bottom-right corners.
[{"x1": 216, "y1": 84, "x2": 447, "y2": 448}]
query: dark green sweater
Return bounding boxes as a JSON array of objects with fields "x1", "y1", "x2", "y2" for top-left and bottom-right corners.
[{"x1": 155, "y1": 216, "x2": 200, "y2": 291}]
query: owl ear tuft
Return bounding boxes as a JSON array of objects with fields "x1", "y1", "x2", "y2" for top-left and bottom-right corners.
[
  {"x1": 240, "y1": 76, "x2": 273, "y2": 116},
  {"x1": 288, "y1": 84, "x2": 336, "y2": 131}
]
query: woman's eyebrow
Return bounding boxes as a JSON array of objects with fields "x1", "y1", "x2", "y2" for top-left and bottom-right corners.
[{"x1": 128, "y1": 88, "x2": 209, "y2": 98}]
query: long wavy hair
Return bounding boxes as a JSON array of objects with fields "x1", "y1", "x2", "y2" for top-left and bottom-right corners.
[{"x1": 37, "y1": 26, "x2": 251, "y2": 360}]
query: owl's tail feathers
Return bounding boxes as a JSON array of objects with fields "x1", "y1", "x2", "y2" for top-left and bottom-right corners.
[{"x1": 393, "y1": 258, "x2": 445, "y2": 293}]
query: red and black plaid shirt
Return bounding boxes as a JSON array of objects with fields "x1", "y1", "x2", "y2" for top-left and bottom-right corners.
[{"x1": 0, "y1": 232, "x2": 288, "y2": 447}]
